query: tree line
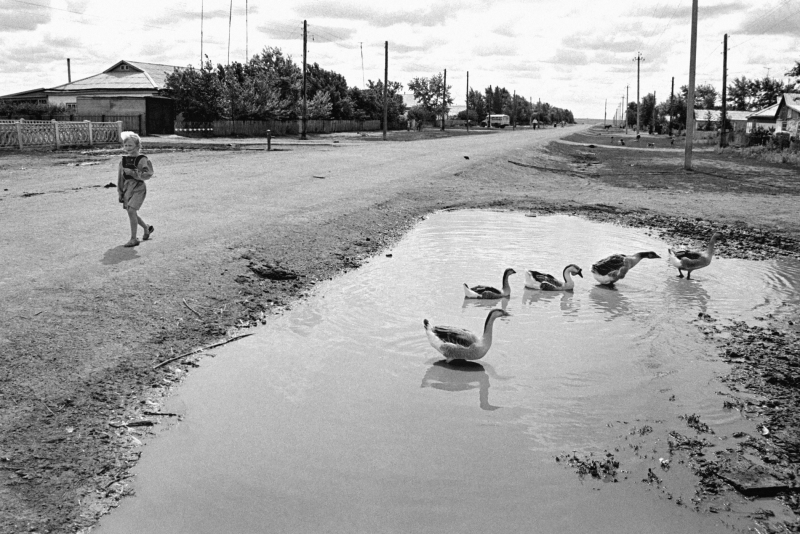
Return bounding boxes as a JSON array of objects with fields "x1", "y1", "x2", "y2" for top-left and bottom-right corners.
[{"x1": 624, "y1": 59, "x2": 799, "y2": 133}]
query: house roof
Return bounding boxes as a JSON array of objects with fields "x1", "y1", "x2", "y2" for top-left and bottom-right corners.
[
  {"x1": 46, "y1": 60, "x2": 180, "y2": 93},
  {"x1": 694, "y1": 109, "x2": 751, "y2": 122},
  {"x1": 747, "y1": 103, "x2": 779, "y2": 120},
  {"x1": 0, "y1": 87, "x2": 47, "y2": 100},
  {"x1": 780, "y1": 93, "x2": 800, "y2": 113}
]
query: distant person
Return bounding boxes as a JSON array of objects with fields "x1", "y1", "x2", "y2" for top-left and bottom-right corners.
[{"x1": 117, "y1": 131, "x2": 154, "y2": 247}]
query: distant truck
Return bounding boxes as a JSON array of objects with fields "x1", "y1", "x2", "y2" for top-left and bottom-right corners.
[{"x1": 481, "y1": 114, "x2": 510, "y2": 128}]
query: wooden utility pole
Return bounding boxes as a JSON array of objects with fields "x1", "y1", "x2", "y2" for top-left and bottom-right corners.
[
  {"x1": 669, "y1": 77, "x2": 674, "y2": 136},
  {"x1": 720, "y1": 33, "x2": 728, "y2": 148},
  {"x1": 300, "y1": 20, "x2": 307, "y2": 140},
  {"x1": 685, "y1": 0, "x2": 698, "y2": 170},
  {"x1": 67, "y1": 58, "x2": 71, "y2": 83},
  {"x1": 441, "y1": 69, "x2": 447, "y2": 131},
  {"x1": 513, "y1": 90, "x2": 517, "y2": 129},
  {"x1": 625, "y1": 85, "x2": 629, "y2": 134},
  {"x1": 245, "y1": 0, "x2": 248, "y2": 60},
  {"x1": 653, "y1": 90, "x2": 657, "y2": 133},
  {"x1": 227, "y1": 0, "x2": 232, "y2": 65},
  {"x1": 466, "y1": 72, "x2": 470, "y2": 133},
  {"x1": 383, "y1": 41, "x2": 388, "y2": 141},
  {"x1": 634, "y1": 52, "x2": 644, "y2": 133},
  {"x1": 604, "y1": 99, "x2": 607, "y2": 127},
  {"x1": 200, "y1": 0, "x2": 204, "y2": 66}
]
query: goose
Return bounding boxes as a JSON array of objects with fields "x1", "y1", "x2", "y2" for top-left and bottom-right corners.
[
  {"x1": 591, "y1": 251, "x2": 660, "y2": 286},
  {"x1": 525, "y1": 264, "x2": 583, "y2": 291},
  {"x1": 668, "y1": 232, "x2": 723, "y2": 279},
  {"x1": 464, "y1": 268, "x2": 516, "y2": 299},
  {"x1": 424, "y1": 309, "x2": 509, "y2": 362}
]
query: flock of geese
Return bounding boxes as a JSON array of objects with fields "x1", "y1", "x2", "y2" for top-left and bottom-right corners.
[{"x1": 424, "y1": 232, "x2": 723, "y2": 362}]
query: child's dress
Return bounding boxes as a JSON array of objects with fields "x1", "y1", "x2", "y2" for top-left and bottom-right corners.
[{"x1": 118, "y1": 155, "x2": 153, "y2": 210}]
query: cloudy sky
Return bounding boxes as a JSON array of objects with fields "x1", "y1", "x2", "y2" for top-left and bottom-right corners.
[{"x1": 1, "y1": 0, "x2": 798, "y2": 118}]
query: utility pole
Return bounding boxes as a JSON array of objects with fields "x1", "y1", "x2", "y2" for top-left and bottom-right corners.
[
  {"x1": 685, "y1": 0, "x2": 698, "y2": 170},
  {"x1": 604, "y1": 99, "x2": 607, "y2": 127},
  {"x1": 245, "y1": 0, "x2": 248, "y2": 60},
  {"x1": 466, "y1": 72, "x2": 470, "y2": 133},
  {"x1": 441, "y1": 69, "x2": 447, "y2": 131},
  {"x1": 669, "y1": 77, "x2": 674, "y2": 137},
  {"x1": 634, "y1": 52, "x2": 644, "y2": 133},
  {"x1": 300, "y1": 20, "x2": 307, "y2": 140},
  {"x1": 383, "y1": 41, "x2": 388, "y2": 141},
  {"x1": 200, "y1": 0, "x2": 204, "y2": 67},
  {"x1": 513, "y1": 91, "x2": 517, "y2": 129},
  {"x1": 653, "y1": 90, "x2": 657, "y2": 134},
  {"x1": 625, "y1": 86, "x2": 629, "y2": 134},
  {"x1": 67, "y1": 58, "x2": 71, "y2": 83},
  {"x1": 227, "y1": 0, "x2": 232, "y2": 65},
  {"x1": 720, "y1": 33, "x2": 728, "y2": 149}
]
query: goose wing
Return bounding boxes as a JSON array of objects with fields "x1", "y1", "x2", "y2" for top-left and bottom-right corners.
[
  {"x1": 673, "y1": 249, "x2": 702, "y2": 261},
  {"x1": 592, "y1": 254, "x2": 626, "y2": 276},
  {"x1": 431, "y1": 325, "x2": 480, "y2": 348},
  {"x1": 470, "y1": 285, "x2": 501, "y2": 295},
  {"x1": 528, "y1": 270, "x2": 560, "y2": 287}
]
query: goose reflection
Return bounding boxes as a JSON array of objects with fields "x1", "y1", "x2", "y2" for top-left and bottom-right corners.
[
  {"x1": 664, "y1": 275, "x2": 710, "y2": 316},
  {"x1": 462, "y1": 296, "x2": 509, "y2": 311},
  {"x1": 421, "y1": 360, "x2": 507, "y2": 411},
  {"x1": 522, "y1": 288, "x2": 579, "y2": 315},
  {"x1": 588, "y1": 285, "x2": 632, "y2": 320}
]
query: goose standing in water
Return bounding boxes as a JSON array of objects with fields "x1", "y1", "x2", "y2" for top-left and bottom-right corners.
[
  {"x1": 423, "y1": 309, "x2": 509, "y2": 362},
  {"x1": 464, "y1": 268, "x2": 516, "y2": 299},
  {"x1": 525, "y1": 264, "x2": 583, "y2": 291},
  {"x1": 668, "y1": 232, "x2": 723, "y2": 279},
  {"x1": 591, "y1": 251, "x2": 660, "y2": 286}
]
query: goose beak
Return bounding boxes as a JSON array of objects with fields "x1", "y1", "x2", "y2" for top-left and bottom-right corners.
[{"x1": 577, "y1": 270, "x2": 584, "y2": 278}]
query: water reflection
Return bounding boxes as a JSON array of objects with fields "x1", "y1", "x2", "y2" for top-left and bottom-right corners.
[
  {"x1": 462, "y1": 296, "x2": 509, "y2": 310},
  {"x1": 663, "y1": 276, "x2": 710, "y2": 316},
  {"x1": 421, "y1": 359, "x2": 504, "y2": 411},
  {"x1": 588, "y1": 285, "x2": 631, "y2": 320},
  {"x1": 521, "y1": 289, "x2": 579, "y2": 315}
]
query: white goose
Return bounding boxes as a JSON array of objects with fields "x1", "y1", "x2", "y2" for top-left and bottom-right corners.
[
  {"x1": 464, "y1": 268, "x2": 516, "y2": 299},
  {"x1": 525, "y1": 264, "x2": 583, "y2": 291},
  {"x1": 591, "y1": 251, "x2": 661, "y2": 286},
  {"x1": 668, "y1": 232, "x2": 723, "y2": 279},
  {"x1": 423, "y1": 309, "x2": 509, "y2": 362}
]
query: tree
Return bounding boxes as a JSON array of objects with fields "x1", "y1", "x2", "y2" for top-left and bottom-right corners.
[
  {"x1": 726, "y1": 76, "x2": 757, "y2": 111},
  {"x1": 681, "y1": 83, "x2": 717, "y2": 109},
  {"x1": 162, "y1": 59, "x2": 228, "y2": 121},
  {"x1": 786, "y1": 60, "x2": 800, "y2": 78},
  {"x1": 407, "y1": 73, "x2": 453, "y2": 117},
  {"x1": 466, "y1": 88, "x2": 486, "y2": 121}
]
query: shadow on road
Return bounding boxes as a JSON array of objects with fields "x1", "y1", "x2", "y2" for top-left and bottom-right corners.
[{"x1": 101, "y1": 246, "x2": 140, "y2": 265}]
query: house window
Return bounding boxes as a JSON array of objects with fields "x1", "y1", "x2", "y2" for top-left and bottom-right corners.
[
  {"x1": 119, "y1": 65, "x2": 129, "y2": 71},
  {"x1": 66, "y1": 103, "x2": 77, "y2": 111}
]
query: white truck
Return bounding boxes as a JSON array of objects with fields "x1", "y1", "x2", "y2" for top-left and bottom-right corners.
[{"x1": 482, "y1": 114, "x2": 510, "y2": 128}]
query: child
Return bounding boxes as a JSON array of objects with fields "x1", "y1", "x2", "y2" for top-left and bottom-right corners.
[{"x1": 117, "y1": 131, "x2": 154, "y2": 247}]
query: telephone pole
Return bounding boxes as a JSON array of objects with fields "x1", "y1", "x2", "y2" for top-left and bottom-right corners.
[
  {"x1": 604, "y1": 99, "x2": 607, "y2": 127},
  {"x1": 634, "y1": 52, "x2": 644, "y2": 133},
  {"x1": 720, "y1": 33, "x2": 728, "y2": 148},
  {"x1": 669, "y1": 77, "x2": 674, "y2": 137},
  {"x1": 300, "y1": 20, "x2": 307, "y2": 140},
  {"x1": 383, "y1": 41, "x2": 388, "y2": 141},
  {"x1": 653, "y1": 90, "x2": 657, "y2": 133},
  {"x1": 466, "y1": 72, "x2": 470, "y2": 133},
  {"x1": 625, "y1": 85, "x2": 629, "y2": 134},
  {"x1": 513, "y1": 91, "x2": 517, "y2": 129},
  {"x1": 441, "y1": 69, "x2": 447, "y2": 131},
  {"x1": 685, "y1": 0, "x2": 698, "y2": 170},
  {"x1": 200, "y1": 0, "x2": 204, "y2": 67}
]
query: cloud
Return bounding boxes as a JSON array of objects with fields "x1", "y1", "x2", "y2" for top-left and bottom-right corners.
[
  {"x1": 549, "y1": 48, "x2": 590, "y2": 66},
  {"x1": 472, "y1": 42, "x2": 517, "y2": 57},
  {"x1": 568, "y1": 35, "x2": 644, "y2": 54},
  {"x1": 736, "y1": 4, "x2": 800, "y2": 36},
  {"x1": 634, "y1": 1, "x2": 747, "y2": 20},
  {"x1": 0, "y1": 0, "x2": 52, "y2": 31},
  {"x1": 291, "y1": 0, "x2": 465, "y2": 27}
]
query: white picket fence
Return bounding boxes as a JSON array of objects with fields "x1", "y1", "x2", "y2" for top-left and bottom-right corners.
[
  {"x1": 174, "y1": 118, "x2": 382, "y2": 137},
  {"x1": 0, "y1": 119, "x2": 122, "y2": 149}
]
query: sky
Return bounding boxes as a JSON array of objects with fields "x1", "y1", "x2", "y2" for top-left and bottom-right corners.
[{"x1": 1, "y1": 0, "x2": 799, "y2": 118}]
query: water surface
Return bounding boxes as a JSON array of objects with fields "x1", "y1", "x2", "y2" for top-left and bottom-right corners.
[{"x1": 95, "y1": 211, "x2": 800, "y2": 534}]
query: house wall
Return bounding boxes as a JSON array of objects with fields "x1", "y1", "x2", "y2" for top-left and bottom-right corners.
[
  {"x1": 76, "y1": 97, "x2": 146, "y2": 116},
  {"x1": 47, "y1": 95, "x2": 77, "y2": 106}
]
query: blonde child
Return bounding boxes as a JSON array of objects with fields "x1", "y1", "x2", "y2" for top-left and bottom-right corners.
[{"x1": 117, "y1": 132, "x2": 154, "y2": 247}]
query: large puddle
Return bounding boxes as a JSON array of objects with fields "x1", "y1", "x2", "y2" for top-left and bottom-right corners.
[{"x1": 96, "y1": 211, "x2": 800, "y2": 534}]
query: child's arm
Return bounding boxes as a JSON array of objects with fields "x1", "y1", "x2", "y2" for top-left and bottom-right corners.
[{"x1": 135, "y1": 157, "x2": 154, "y2": 181}]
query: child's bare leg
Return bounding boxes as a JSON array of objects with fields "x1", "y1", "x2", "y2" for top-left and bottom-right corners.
[
  {"x1": 137, "y1": 214, "x2": 147, "y2": 231},
  {"x1": 125, "y1": 207, "x2": 140, "y2": 246}
]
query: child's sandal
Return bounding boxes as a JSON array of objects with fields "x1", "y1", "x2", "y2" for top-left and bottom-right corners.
[
  {"x1": 124, "y1": 239, "x2": 140, "y2": 248},
  {"x1": 143, "y1": 226, "x2": 154, "y2": 241}
]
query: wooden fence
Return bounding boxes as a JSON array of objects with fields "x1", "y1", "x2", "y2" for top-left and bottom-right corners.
[
  {"x1": 4, "y1": 114, "x2": 143, "y2": 134},
  {"x1": 174, "y1": 118, "x2": 382, "y2": 137},
  {"x1": 0, "y1": 119, "x2": 122, "y2": 149}
]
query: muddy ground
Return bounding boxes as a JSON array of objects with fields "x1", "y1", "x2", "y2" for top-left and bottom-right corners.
[{"x1": 1, "y1": 124, "x2": 799, "y2": 533}]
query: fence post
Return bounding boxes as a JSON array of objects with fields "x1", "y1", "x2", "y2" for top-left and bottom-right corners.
[
  {"x1": 138, "y1": 114, "x2": 142, "y2": 136},
  {"x1": 267, "y1": 130, "x2": 271, "y2": 151},
  {"x1": 16, "y1": 120, "x2": 23, "y2": 149},
  {"x1": 117, "y1": 121, "x2": 123, "y2": 142},
  {"x1": 86, "y1": 120, "x2": 93, "y2": 147},
  {"x1": 53, "y1": 120, "x2": 60, "y2": 149}
]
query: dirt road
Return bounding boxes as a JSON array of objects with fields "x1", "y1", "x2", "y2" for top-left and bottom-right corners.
[{"x1": 1, "y1": 125, "x2": 799, "y2": 533}]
